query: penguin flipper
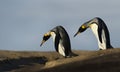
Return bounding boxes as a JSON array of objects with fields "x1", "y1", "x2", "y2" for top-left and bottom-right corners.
[
  {"x1": 54, "y1": 34, "x2": 60, "y2": 52},
  {"x1": 98, "y1": 26, "x2": 102, "y2": 43}
]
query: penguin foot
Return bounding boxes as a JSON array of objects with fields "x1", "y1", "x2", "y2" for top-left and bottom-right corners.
[
  {"x1": 99, "y1": 49, "x2": 103, "y2": 50},
  {"x1": 99, "y1": 47, "x2": 114, "y2": 50},
  {"x1": 65, "y1": 52, "x2": 78, "y2": 58},
  {"x1": 71, "y1": 53, "x2": 78, "y2": 57}
]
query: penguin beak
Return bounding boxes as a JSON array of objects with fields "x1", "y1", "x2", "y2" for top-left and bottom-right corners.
[
  {"x1": 40, "y1": 40, "x2": 46, "y2": 47},
  {"x1": 74, "y1": 31, "x2": 80, "y2": 37},
  {"x1": 40, "y1": 32, "x2": 51, "y2": 47}
]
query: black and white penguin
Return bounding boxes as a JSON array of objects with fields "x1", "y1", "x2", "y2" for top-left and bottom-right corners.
[
  {"x1": 74, "y1": 17, "x2": 113, "y2": 50},
  {"x1": 40, "y1": 26, "x2": 77, "y2": 57}
]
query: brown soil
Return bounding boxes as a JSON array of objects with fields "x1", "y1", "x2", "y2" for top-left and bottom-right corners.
[{"x1": 0, "y1": 48, "x2": 120, "y2": 72}]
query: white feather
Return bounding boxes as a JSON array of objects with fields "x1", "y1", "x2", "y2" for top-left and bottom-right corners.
[
  {"x1": 50, "y1": 32, "x2": 56, "y2": 42},
  {"x1": 50, "y1": 32, "x2": 65, "y2": 56},
  {"x1": 58, "y1": 42, "x2": 65, "y2": 56},
  {"x1": 90, "y1": 23, "x2": 106, "y2": 50},
  {"x1": 101, "y1": 30, "x2": 106, "y2": 49}
]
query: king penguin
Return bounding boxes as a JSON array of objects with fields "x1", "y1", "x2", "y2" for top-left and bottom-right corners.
[
  {"x1": 74, "y1": 17, "x2": 113, "y2": 50},
  {"x1": 40, "y1": 26, "x2": 77, "y2": 58}
]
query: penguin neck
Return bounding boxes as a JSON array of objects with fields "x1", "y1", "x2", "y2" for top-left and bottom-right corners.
[
  {"x1": 90, "y1": 24, "x2": 99, "y2": 39},
  {"x1": 90, "y1": 24, "x2": 106, "y2": 50},
  {"x1": 50, "y1": 32, "x2": 56, "y2": 42}
]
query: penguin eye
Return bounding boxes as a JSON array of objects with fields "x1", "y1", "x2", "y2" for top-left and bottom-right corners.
[{"x1": 81, "y1": 25, "x2": 86, "y2": 29}]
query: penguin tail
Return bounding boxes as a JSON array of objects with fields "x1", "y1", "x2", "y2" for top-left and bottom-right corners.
[
  {"x1": 65, "y1": 52, "x2": 78, "y2": 58},
  {"x1": 107, "y1": 45, "x2": 114, "y2": 49}
]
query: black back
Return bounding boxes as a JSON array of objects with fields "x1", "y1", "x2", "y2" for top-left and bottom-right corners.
[
  {"x1": 51, "y1": 26, "x2": 72, "y2": 56},
  {"x1": 97, "y1": 17, "x2": 113, "y2": 48}
]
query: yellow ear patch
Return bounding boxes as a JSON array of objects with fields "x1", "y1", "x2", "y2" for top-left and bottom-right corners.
[
  {"x1": 44, "y1": 32, "x2": 50, "y2": 36},
  {"x1": 82, "y1": 25, "x2": 85, "y2": 29},
  {"x1": 44, "y1": 34, "x2": 48, "y2": 36}
]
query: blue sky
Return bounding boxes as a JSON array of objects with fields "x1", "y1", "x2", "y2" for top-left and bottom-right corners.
[{"x1": 0, "y1": 0, "x2": 120, "y2": 51}]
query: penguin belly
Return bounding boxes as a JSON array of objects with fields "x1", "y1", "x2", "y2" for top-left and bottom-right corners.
[
  {"x1": 90, "y1": 24, "x2": 106, "y2": 50},
  {"x1": 100, "y1": 29, "x2": 107, "y2": 49},
  {"x1": 58, "y1": 42, "x2": 65, "y2": 56},
  {"x1": 51, "y1": 32, "x2": 65, "y2": 56}
]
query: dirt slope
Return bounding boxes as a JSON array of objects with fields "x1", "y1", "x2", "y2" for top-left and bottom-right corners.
[{"x1": 0, "y1": 48, "x2": 120, "y2": 72}]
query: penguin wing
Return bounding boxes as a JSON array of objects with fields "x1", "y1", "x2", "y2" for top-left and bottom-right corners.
[
  {"x1": 98, "y1": 25, "x2": 102, "y2": 43},
  {"x1": 54, "y1": 33, "x2": 61, "y2": 52}
]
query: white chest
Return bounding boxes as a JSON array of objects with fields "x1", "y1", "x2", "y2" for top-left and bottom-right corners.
[
  {"x1": 90, "y1": 24, "x2": 99, "y2": 39},
  {"x1": 90, "y1": 24, "x2": 106, "y2": 50},
  {"x1": 50, "y1": 32, "x2": 65, "y2": 56},
  {"x1": 50, "y1": 32, "x2": 56, "y2": 42}
]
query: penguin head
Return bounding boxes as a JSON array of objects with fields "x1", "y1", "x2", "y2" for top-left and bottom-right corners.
[
  {"x1": 40, "y1": 32, "x2": 51, "y2": 46},
  {"x1": 74, "y1": 17, "x2": 100, "y2": 37},
  {"x1": 74, "y1": 24, "x2": 88, "y2": 37}
]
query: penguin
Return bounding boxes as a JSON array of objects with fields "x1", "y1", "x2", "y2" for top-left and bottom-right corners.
[
  {"x1": 40, "y1": 26, "x2": 77, "y2": 57},
  {"x1": 74, "y1": 17, "x2": 113, "y2": 50}
]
